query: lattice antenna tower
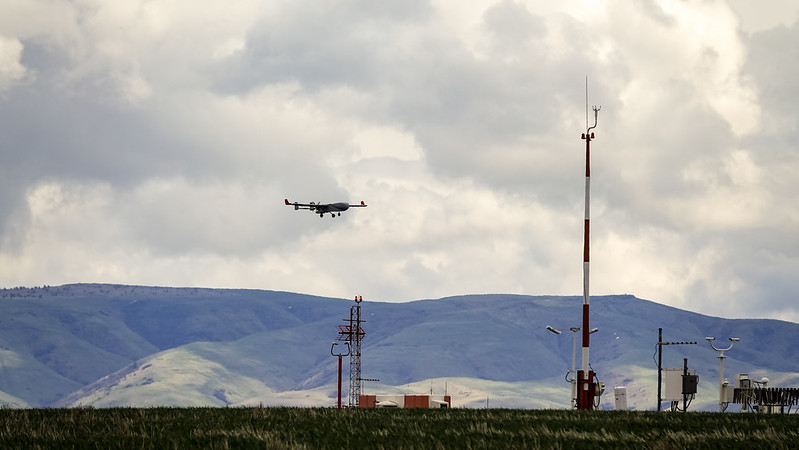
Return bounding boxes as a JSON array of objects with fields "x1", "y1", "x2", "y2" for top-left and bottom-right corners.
[{"x1": 337, "y1": 295, "x2": 365, "y2": 407}]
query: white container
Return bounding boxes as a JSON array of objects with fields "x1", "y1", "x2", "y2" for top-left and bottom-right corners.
[{"x1": 614, "y1": 386, "x2": 627, "y2": 410}]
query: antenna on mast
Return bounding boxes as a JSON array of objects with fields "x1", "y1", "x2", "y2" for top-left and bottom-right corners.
[
  {"x1": 585, "y1": 76, "x2": 589, "y2": 131},
  {"x1": 588, "y1": 105, "x2": 601, "y2": 134},
  {"x1": 586, "y1": 76, "x2": 601, "y2": 134}
]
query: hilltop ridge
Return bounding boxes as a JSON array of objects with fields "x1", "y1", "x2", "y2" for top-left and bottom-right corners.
[
  {"x1": 0, "y1": 284, "x2": 796, "y2": 409},
  {"x1": 0, "y1": 284, "x2": 256, "y2": 299}
]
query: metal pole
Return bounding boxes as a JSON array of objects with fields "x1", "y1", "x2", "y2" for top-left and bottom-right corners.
[
  {"x1": 657, "y1": 328, "x2": 663, "y2": 411},
  {"x1": 706, "y1": 337, "x2": 739, "y2": 413},
  {"x1": 571, "y1": 328, "x2": 578, "y2": 408},
  {"x1": 337, "y1": 354, "x2": 343, "y2": 408},
  {"x1": 580, "y1": 128, "x2": 591, "y2": 406},
  {"x1": 331, "y1": 341, "x2": 349, "y2": 408},
  {"x1": 683, "y1": 358, "x2": 688, "y2": 412},
  {"x1": 719, "y1": 353, "x2": 725, "y2": 412},
  {"x1": 349, "y1": 306, "x2": 354, "y2": 407},
  {"x1": 578, "y1": 102, "x2": 600, "y2": 410}
]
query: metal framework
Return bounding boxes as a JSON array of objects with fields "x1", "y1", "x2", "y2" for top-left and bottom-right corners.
[
  {"x1": 656, "y1": 327, "x2": 697, "y2": 411},
  {"x1": 337, "y1": 296, "x2": 365, "y2": 407},
  {"x1": 734, "y1": 387, "x2": 799, "y2": 413},
  {"x1": 547, "y1": 325, "x2": 597, "y2": 408},
  {"x1": 706, "y1": 336, "x2": 739, "y2": 412}
]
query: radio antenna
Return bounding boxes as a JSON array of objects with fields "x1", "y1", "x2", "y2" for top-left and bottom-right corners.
[
  {"x1": 585, "y1": 76, "x2": 589, "y2": 131},
  {"x1": 586, "y1": 76, "x2": 601, "y2": 134}
]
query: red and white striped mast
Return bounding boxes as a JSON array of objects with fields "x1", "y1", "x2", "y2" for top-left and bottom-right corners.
[{"x1": 577, "y1": 79, "x2": 600, "y2": 410}]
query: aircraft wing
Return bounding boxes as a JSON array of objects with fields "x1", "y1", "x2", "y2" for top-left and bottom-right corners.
[{"x1": 284, "y1": 199, "x2": 324, "y2": 210}]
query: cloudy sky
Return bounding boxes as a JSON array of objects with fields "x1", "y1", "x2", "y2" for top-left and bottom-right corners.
[{"x1": 1, "y1": 0, "x2": 797, "y2": 322}]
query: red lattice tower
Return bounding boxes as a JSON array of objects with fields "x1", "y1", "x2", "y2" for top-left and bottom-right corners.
[{"x1": 337, "y1": 296, "x2": 365, "y2": 407}]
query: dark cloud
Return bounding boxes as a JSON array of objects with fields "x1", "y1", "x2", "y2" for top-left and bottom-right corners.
[{"x1": 213, "y1": 0, "x2": 434, "y2": 94}]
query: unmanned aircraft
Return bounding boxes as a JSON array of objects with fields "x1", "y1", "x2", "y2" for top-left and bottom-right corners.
[{"x1": 284, "y1": 199, "x2": 367, "y2": 218}]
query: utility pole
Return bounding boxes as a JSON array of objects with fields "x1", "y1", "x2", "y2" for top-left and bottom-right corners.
[
  {"x1": 658, "y1": 328, "x2": 663, "y2": 411},
  {"x1": 656, "y1": 328, "x2": 696, "y2": 411},
  {"x1": 683, "y1": 358, "x2": 689, "y2": 412},
  {"x1": 330, "y1": 342, "x2": 350, "y2": 408}
]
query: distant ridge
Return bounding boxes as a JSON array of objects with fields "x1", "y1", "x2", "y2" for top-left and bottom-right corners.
[
  {"x1": 0, "y1": 283, "x2": 256, "y2": 299},
  {"x1": 0, "y1": 284, "x2": 797, "y2": 410}
]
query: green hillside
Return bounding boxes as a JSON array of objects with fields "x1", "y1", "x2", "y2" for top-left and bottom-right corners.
[
  {"x1": 1, "y1": 284, "x2": 798, "y2": 410},
  {"x1": 0, "y1": 407, "x2": 797, "y2": 449},
  {"x1": 0, "y1": 284, "x2": 346, "y2": 406}
]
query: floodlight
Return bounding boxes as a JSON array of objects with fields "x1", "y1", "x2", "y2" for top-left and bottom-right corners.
[
  {"x1": 546, "y1": 326, "x2": 562, "y2": 335},
  {"x1": 705, "y1": 337, "x2": 715, "y2": 341},
  {"x1": 729, "y1": 337, "x2": 740, "y2": 342}
]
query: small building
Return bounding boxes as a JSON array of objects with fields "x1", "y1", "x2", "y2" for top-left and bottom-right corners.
[{"x1": 359, "y1": 394, "x2": 451, "y2": 408}]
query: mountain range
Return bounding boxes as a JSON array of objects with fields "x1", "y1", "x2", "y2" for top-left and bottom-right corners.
[{"x1": 0, "y1": 284, "x2": 797, "y2": 410}]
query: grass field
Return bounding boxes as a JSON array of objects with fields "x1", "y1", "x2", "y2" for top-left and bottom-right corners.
[{"x1": 0, "y1": 407, "x2": 797, "y2": 449}]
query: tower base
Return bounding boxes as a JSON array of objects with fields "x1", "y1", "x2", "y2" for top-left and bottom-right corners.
[{"x1": 576, "y1": 370, "x2": 596, "y2": 410}]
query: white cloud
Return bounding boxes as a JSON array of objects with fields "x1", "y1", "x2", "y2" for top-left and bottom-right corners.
[
  {"x1": 727, "y1": 0, "x2": 799, "y2": 33},
  {"x1": 0, "y1": 36, "x2": 26, "y2": 92},
  {"x1": 351, "y1": 126, "x2": 424, "y2": 163},
  {"x1": 0, "y1": 0, "x2": 797, "y2": 323}
]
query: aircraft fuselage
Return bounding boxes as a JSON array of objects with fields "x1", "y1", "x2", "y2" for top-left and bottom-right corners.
[{"x1": 316, "y1": 202, "x2": 351, "y2": 213}]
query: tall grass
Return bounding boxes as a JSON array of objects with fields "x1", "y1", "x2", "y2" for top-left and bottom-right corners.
[{"x1": 0, "y1": 407, "x2": 797, "y2": 449}]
